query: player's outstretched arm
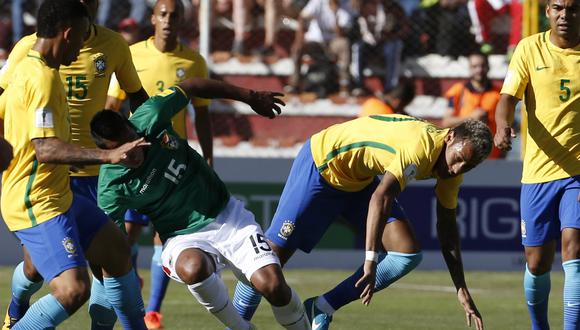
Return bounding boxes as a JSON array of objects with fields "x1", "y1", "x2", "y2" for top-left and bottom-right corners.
[
  {"x1": 355, "y1": 171, "x2": 400, "y2": 306},
  {"x1": 494, "y1": 93, "x2": 519, "y2": 152},
  {"x1": 436, "y1": 202, "x2": 484, "y2": 330},
  {"x1": 32, "y1": 137, "x2": 149, "y2": 166},
  {"x1": 177, "y1": 78, "x2": 284, "y2": 118}
]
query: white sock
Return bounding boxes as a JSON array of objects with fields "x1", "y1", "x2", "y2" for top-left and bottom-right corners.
[
  {"x1": 188, "y1": 273, "x2": 251, "y2": 330},
  {"x1": 315, "y1": 296, "x2": 336, "y2": 315},
  {"x1": 270, "y1": 288, "x2": 310, "y2": 330}
]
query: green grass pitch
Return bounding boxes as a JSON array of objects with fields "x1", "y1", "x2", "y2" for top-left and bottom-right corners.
[{"x1": 0, "y1": 267, "x2": 565, "y2": 329}]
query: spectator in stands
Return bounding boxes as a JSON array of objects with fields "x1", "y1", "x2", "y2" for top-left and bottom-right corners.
[
  {"x1": 442, "y1": 51, "x2": 503, "y2": 158},
  {"x1": 423, "y1": 0, "x2": 475, "y2": 57},
  {"x1": 11, "y1": 0, "x2": 42, "y2": 45},
  {"x1": 351, "y1": 0, "x2": 409, "y2": 95},
  {"x1": 118, "y1": 17, "x2": 142, "y2": 45},
  {"x1": 255, "y1": 0, "x2": 308, "y2": 56},
  {"x1": 467, "y1": 0, "x2": 522, "y2": 56},
  {"x1": 358, "y1": 79, "x2": 415, "y2": 117},
  {"x1": 98, "y1": 0, "x2": 146, "y2": 28},
  {"x1": 287, "y1": 0, "x2": 353, "y2": 96}
]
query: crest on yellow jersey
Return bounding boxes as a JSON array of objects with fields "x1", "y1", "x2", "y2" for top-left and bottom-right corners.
[{"x1": 93, "y1": 53, "x2": 107, "y2": 77}]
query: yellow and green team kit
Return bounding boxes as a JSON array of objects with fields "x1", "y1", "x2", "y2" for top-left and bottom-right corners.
[
  {"x1": 0, "y1": 25, "x2": 142, "y2": 177},
  {"x1": 108, "y1": 37, "x2": 210, "y2": 139},
  {"x1": 98, "y1": 88, "x2": 228, "y2": 242},
  {"x1": 310, "y1": 115, "x2": 462, "y2": 209},
  {"x1": 1, "y1": 50, "x2": 73, "y2": 231},
  {"x1": 502, "y1": 30, "x2": 580, "y2": 183},
  {"x1": 0, "y1": 25, "x2": 142, "y2": 231}
]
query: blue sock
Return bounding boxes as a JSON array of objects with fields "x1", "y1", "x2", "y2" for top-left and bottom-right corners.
[
  {"x1": 146, "y1": 245, "x2": 170, "y2": 313},
  {"x1": 103, "y1": 270, "x2": 146, "y2": 330},
  {"x1": 89, "y1": 275, "x2": 117, "y2": 330},
  {"x1": 131, "y1": 244, "x2": 140, "y2": 278},
  {"x1": 524, "y1": 264, "x2": 550, "y2": 330},
  {"x1": 8, "y1": 262, "x2": 43, "y2": 320},
  {"x1": 231, "y1": 281, "x2": 263, "y2": 321},
  {"x1": 12, "y1": 294, "x2": 68, "y2": 330},
  {"x1": 323, "y1": 252, "x2": 422, "y2": 311},
  {"x1": 563, "y1": 259, "x2": 580, "y2": 330}
]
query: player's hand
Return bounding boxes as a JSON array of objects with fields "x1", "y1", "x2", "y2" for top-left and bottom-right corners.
[
  {"x1": 248, "y1": 90, "x2": 285, "y2": 119},
  {"x1": 494, "y1": 125, "x2": 516, "y2": 151},
  {"x1": 109, "y1": 137, "x2": 150, "y2": 165},
  {"x1": 457, "y1": 287, "x2": 484, "y2": 330},
  {"x1": 355, "y1": 260, "x2": 377, "y2": 306}
]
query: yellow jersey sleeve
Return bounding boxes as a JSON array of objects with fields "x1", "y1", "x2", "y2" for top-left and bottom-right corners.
[
  {"x1": 107, "y1": 73, "x2": 127, "y2": 101},
  {"x1": 384, "y1": 140, "x2": 429, "y2": 192},
  {"x1": 435, "y1": 175, "x2": 462, "y2": 209},
  {"x1": 112, "y1": 35, "x2": 141, "y2": 94},
  {"x1": 26, "y1": 73, "x2": 65, "y2": 139},
  {"x1": 500, "y1": 38, "x2": 530, "y2": 99}
]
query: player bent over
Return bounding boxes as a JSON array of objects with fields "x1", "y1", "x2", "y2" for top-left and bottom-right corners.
[
  {"x1": 231, "y1": 115, "x2": 490, "y2": 329},
  {"x1": 92, "y1": 78, "x2": 311, "y2": 330}
]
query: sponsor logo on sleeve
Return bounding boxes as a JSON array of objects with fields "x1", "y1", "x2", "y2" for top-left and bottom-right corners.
[{"x1": 35, "y1": 108, "x2": 54, "y2": 128}]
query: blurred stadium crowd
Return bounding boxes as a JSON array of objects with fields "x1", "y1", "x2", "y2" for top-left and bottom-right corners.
[{"x1": 0, "y1": 0, "x2": 539, "y2": 157}]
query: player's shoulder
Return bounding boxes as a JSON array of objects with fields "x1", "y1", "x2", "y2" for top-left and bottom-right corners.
[
  {"x1": 445, "y1": 82, "x2": 465, "y2": 96},
  {"x1": 518, "y1": 32, "x2": 548, "y2": 50},
  {"x1": 94, "y1": 25, "x2": 127, "y2": 44}
]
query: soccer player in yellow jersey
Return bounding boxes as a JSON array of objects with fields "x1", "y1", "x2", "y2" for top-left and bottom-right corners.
[
  {"x1": 232, "y1": 115, "x2": 489, "y2": 329},
  {"x1": 495, "y1": 0, "x2": 580, "y2": 328},
  {"x1": 0, "y1": 0, "x2": 150, "y2": 329},
  {"x1": 0, "y1": 0, "x2": 150, "y2": 328},
  {"x1": 106, "y1": 1, "x2": 213, "y2": 327}
]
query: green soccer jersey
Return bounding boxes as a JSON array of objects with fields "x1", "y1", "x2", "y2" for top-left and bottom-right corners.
[{"x1": 97, "y1": 87, "x2": 229, "y2": 241}]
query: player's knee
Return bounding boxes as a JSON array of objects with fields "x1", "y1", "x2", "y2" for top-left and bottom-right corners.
[
  {"x1": 251, "y1": 265, "x2": 291, "y2": 306},
  {"x1": 53, "y1": 278, "x2": 91, "y2": 310},
  {"x1": 527, "y1": 261, "x2": 551, "y2": 275},
  {"x1": 23, "y1": 260, "x2": 43, "y2": 282},
  {"x1": 175, "y1": 250, "x2": 214, "y2": 285}
]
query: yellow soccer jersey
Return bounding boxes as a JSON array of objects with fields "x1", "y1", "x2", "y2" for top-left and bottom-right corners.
[
  {"x1": 1, "y1": 26, "x2": 142, "y2": 177},
  {"x1": 1, "y1": 51, "x2": 73, "y2": 231},
  {"x1": 501, "y1": 31, "x2": 580, "y2": 183},
  {"x1": 310, "y1": 114, "x2": 462, "y2": 209},
  {"x1": 108, "y1": 37, "x2": 210, "y2": 138}
]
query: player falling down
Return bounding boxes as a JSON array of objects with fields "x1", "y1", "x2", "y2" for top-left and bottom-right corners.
[
  {"x1": 91, "y1": 78, "x2": 312, "y2": 330},
  {"x1": 231, "y1": 115, "x2": 491, "y2": 330}
]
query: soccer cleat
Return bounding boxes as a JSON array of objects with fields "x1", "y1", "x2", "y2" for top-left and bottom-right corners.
[
  {"x1": 303, "y1": 297, "x2": 332, "y2": 330},
  {"x1": 144, "y1": 311, "x2": 164, "y2": 330},
  {"x1": 2, "y1": 309, "x2": 18, "y2": 330}
]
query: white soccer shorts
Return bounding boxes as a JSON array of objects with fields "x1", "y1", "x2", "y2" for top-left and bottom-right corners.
[{"x1": 161, "y1": 197, "x2": 280, "y2": 284}]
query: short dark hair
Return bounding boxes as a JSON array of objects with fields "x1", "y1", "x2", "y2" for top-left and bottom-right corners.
[
  {"x1": 451, "y1": 120, "x2": 493, "y2": 163},
  {"x1": 468, "y1": 50, "x2": 489, "y2": 65},
  {"x1": 388, "y1": 80, "x2": 416, "y2": 105},
  {"x1": 37, "y1": 0, "x2": 89, "y2": 38},
  {"x1": 90, "y1": 110, "x2": 133, "y2": 149}
]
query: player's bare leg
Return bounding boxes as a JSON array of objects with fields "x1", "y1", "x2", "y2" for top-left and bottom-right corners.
[
  {"x1": 174, "y1": 248, "x2": 253, "y2": 329},
  {"x1": 250, "y1": 264, "x2": 310, "y2": 329},
  {"x1": 86, "y1": 220, "x2": 146, "y2": 329}
]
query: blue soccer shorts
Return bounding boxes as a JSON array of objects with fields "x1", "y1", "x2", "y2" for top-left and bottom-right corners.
[
  {"x1": 14, "y1": 193, "x2": 109, "y2": 282},
  {"x1": 265, "y1": 139, "x2": 407, "y2": 253},
  {"x1": 124, "y1": 209, "x2": 150, "y2": 226},
  {"x1": 520, "y1": 175, "x2": 580, "y2": 246},
  {"x1": 70, "y1": 176, "x2": 98, "y2": 203}
]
